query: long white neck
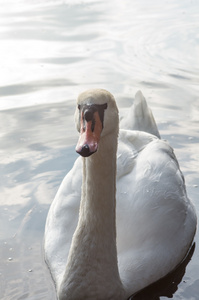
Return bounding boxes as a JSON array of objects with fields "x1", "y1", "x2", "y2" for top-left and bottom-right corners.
[{"x1": 59, "y1": 128, "x2": 125, "y2": 300}]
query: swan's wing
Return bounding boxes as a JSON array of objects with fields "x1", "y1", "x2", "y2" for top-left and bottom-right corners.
[
  {"x1": 120, "y1": 91, "x2": 160, "y2": 138},
  {"x1": 45, "y1": 129, "x2": 196, "y2": 296},
  {"x1": 44, "y1": 157, "x2": 82, "y2": 289},
  {"x1": 116, "y1": 129, "x2": 158, "y2": 179},
  {"x1": 116, "y1": 130, "x2": 196, "y2": 296}
]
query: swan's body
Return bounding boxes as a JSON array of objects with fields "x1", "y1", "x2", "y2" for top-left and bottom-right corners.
[{"x1": 44, "y1": 90, "x2": 196, "y2": 300}]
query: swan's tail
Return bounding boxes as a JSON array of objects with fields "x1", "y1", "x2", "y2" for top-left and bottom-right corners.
[{"x1": 120, "y1": 91, "x2": 160, "y2": 138}]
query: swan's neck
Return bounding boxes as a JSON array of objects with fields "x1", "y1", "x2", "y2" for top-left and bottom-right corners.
[{"x1": 59, "y1": 130, "x2": 125, "y2": 300}]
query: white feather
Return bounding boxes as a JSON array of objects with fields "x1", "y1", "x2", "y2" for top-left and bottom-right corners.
[{"x1": 44, "y1": 89, "x2": 196, "y2": 300}]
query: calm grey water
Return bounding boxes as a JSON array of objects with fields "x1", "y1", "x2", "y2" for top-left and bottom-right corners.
[{"x1": 0, "y1": 0, "x2": 199, "y2": 299}]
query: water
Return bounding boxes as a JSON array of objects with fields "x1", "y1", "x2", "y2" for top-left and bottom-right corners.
[{"x1": 0, "y1": 0, "x2": 199, "y2": 299}]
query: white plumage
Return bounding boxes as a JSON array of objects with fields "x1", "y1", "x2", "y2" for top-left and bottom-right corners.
[{"x1": 44, "y1": 89, "x2": 196, "y2": 300}]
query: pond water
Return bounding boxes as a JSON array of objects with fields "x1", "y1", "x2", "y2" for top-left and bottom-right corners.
[{"x1": 0, "y1": 0, "x2": 199, "y2": 299}]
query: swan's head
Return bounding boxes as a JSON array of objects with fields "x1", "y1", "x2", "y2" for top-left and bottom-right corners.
[{"x1": 75, "y1": 89, "x2": 119, "y2": 157}]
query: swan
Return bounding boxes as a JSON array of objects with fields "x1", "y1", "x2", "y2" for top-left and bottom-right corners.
[{"x1": 44, "y1": 89, "x2": 197, "y2": 300}]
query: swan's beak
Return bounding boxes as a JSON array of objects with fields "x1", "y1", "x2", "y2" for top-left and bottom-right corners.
[{"x1": 76, "y1": 109, "x2": 103, "y2": 157}]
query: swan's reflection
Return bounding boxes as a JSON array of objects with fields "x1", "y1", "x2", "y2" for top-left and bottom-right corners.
[{"x1": 130, "y1": 243, "x2": 195, "y2": 300}]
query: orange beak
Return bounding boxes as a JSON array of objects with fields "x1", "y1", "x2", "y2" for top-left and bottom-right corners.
[{"x1": 76, "y1": 110, "x2": 103, "y2": 157}]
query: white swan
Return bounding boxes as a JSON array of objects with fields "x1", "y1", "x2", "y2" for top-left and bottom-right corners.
[{"x1": 44, "y1": 89, "x2": 197, "y2": 300}]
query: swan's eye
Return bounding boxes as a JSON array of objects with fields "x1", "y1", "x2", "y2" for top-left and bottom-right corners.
[
  {"x1": 103, "y1": 103, "x2": 108, "y2": 110},
  {"x1": 78, "y1": 104, "x2": 81, "y2": 110}
]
